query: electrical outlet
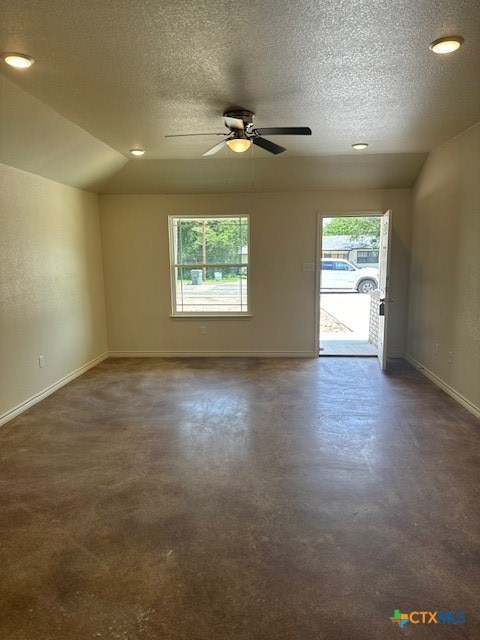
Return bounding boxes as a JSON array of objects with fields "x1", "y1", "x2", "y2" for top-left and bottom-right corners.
[
  {"x1": 302, "y1": 262, "x2": 315, "y2": 272},
  {"x1": 200, "y1": 326, "x2": 207, "y2": 335},
  {"x1": 448, "y1": 351, "x2": 453, "y2": 364},
  {"x1": 38, "y1": 355, "x2": 44, "y2": 368}
]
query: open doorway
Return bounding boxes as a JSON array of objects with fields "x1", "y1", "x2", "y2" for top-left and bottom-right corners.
[{"x1": 318, "y1": 212, "x2": 392, "y2": 367}]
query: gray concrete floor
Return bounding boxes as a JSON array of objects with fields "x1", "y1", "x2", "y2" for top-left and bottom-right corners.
[
  {"x1": 1, "y1": 358, "x2": 479, "y2": 639},
  {"x1": 320, "y1": 338, "x2": 377, "y2": 356}
]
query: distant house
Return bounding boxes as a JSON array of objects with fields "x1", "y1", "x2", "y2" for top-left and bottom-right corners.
[{"x1": 322, "y1": 235, "x2": 379, "y2": 267}]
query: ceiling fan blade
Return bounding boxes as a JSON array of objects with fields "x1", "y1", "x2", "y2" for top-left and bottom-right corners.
[
  {"x1": 223, "y1": 116, "x2": 244, "y2": 130},
  {"x1": 202, "y1": 138, "x2": 230, "y2": 156},
  {"x1": 253, "y1": 136, "x2": 286, "y2": 155},
  {"x1": 165, "y1": 132, "x2": 225, "y2": 137},
  {"x1": 253, "y1": 127, "x2": 312, "y2": 136}
]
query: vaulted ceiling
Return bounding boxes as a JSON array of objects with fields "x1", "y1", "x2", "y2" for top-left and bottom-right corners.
[{"x1": 1, "y1": 0, "x2": 479, "y2": 192}]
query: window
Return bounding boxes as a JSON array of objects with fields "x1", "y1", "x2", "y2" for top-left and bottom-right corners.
[
  {"x1": 169, "y1": 215, "x2": 249, "y2": 316},
  {"x1": 356, "y1": 250, "x2": 379, "y2": 264},
  {"x1": 321, "y1": 261, "x2": 335, "y2": 270},
  {"x1": 334, "y1": 261, "x2": 355, "y2": 271}
]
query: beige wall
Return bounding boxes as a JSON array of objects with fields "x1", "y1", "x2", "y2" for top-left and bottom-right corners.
[
  {"x1": 408, "y1": 123, "x2": 480, "y2": 411},
  {"x1": 101, "y1": 154, "x2": 427, "y2": 194},
  {"x1": 100, "y1": 189, "x2": 411, "y2": 357},
  {"x1": 0, "y1": 75, "x2": 127, "y2": 193},
  {"x1": 0, "y1": 163, "x2": 107, "y2": 421}
]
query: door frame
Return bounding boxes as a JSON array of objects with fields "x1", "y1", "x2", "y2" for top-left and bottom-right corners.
[
  {"x1": 377, "y1": 210, "x2": 393, "y2": 370},
  {"x1": 314, "y1": 210, "x2": 388, "y2": 357}
]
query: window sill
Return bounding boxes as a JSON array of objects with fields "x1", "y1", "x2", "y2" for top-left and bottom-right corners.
[{"x1": 170, "y1": 313, "x2": 252, "y2": 319}]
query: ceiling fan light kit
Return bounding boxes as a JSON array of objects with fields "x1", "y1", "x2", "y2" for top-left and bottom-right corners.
[
  {"x1": 227, "y1": 131, "x2": 251, "y2": 153},
  {"x1": 166, "y1": 109, "x2": 312, "y2": 156}
]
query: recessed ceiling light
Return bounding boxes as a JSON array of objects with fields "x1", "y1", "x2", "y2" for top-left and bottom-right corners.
[
  {"x1": 130, "y1": 148, "x2": 145, "y2": 156},
  {"x1": 429, "y1": 36, "x2": 464, "y2": 54},
  {"x1": 351, "y1": 143, "x2": 368, "y2": 150},
  {"x1": 1, "y1": 52, "x2": 35, "y2": 69}
]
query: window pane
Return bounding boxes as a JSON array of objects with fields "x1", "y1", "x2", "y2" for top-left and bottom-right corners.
[
  {"x1": 175, "y1": 266, "x2": 248, "y2": 313},
  {"x1": 175, "y1": 217, "x2": 248, "y2": 266},
  {"x1": 176, "y1": 219, "x2": 204, "y2": 264},
  {"x1": 204, "y1": 217, "x2": 248, "y2": 264}
]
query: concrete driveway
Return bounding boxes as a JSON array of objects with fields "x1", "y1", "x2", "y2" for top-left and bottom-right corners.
[
  {"x1": 320, "y1": 292, "x2": 371, "y2": 339},
  {"x1": 176, "y1": 280, "x2": 247, "y2": 312}
]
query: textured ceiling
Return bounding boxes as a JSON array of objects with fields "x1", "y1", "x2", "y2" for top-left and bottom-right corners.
[
  {"x1": 1, "y1": 0, "x2": 479, "y2": 163},
  {"x1": 0, "y1": 75, "x2": 126, "y2": 192}
]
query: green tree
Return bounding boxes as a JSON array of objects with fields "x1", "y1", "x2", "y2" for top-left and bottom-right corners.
[
  {"x1": 323, "y1": 216, "x2": 380, "y2": 247},
  {"x1": 176, "y1": 217, "x2": 248, "y2": 279}
]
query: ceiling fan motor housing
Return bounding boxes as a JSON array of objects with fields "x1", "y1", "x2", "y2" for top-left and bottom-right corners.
[
  {"x1": 231, "y1": 129, "x2": 248, "y2": 140},
  {"x1": 223, "y1": 109, "x2": 255, "y2": 129}
]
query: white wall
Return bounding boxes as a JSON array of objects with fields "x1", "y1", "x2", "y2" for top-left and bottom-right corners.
[
  {"x1": 408, "y1": 123, "x2": 480, "y2": 413},
  {"x1": 100, "y1": 189, "x2": 411, "y2": 357},
  {"x1": 0, "y1": 163, "x2": 108, "y2": 421}
]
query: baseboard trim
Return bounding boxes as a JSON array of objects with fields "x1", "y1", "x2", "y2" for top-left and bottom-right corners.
[
  {"x1": 405, "y1": 354, "x2": 480, "y2": 420},
  {"x1": 387, "y1": 351, "x2": 405, "y2": 359},
  {"x1": 0, "y1": 352, "x2": 108, "y2": 427},
  {"x1": 108, "y1": 350, "x2": 316, "y2": 358}
]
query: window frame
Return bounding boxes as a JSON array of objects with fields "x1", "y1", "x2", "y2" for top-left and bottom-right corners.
[{"x1": 168, "y1": 214, "x2": 251, "y2": 318}]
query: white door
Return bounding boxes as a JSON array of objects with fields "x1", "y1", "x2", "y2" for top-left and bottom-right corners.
[{"x1": 377, "y1": 210, "x2": 392, "y2": 370}]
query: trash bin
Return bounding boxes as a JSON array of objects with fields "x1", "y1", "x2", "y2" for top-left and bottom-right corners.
[
  {"x1": 214, "y1": 271, "x2": 223, "y2": 281},
  {"x1": 190, "y1": 269, "x2": 203, "y2": 285}
]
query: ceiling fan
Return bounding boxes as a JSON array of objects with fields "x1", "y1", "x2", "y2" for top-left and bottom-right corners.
[{"x1": 165, "y1": 110, "x2": 312, "y2": 156}]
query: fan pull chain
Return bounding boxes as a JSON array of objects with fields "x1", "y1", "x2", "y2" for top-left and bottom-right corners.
[
  {"x1": 224, "y1": 143, "x2": 229, "y2": 186},
  {"x1": 250, "y1": 141, "x2": 254, "y2": 188}
]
